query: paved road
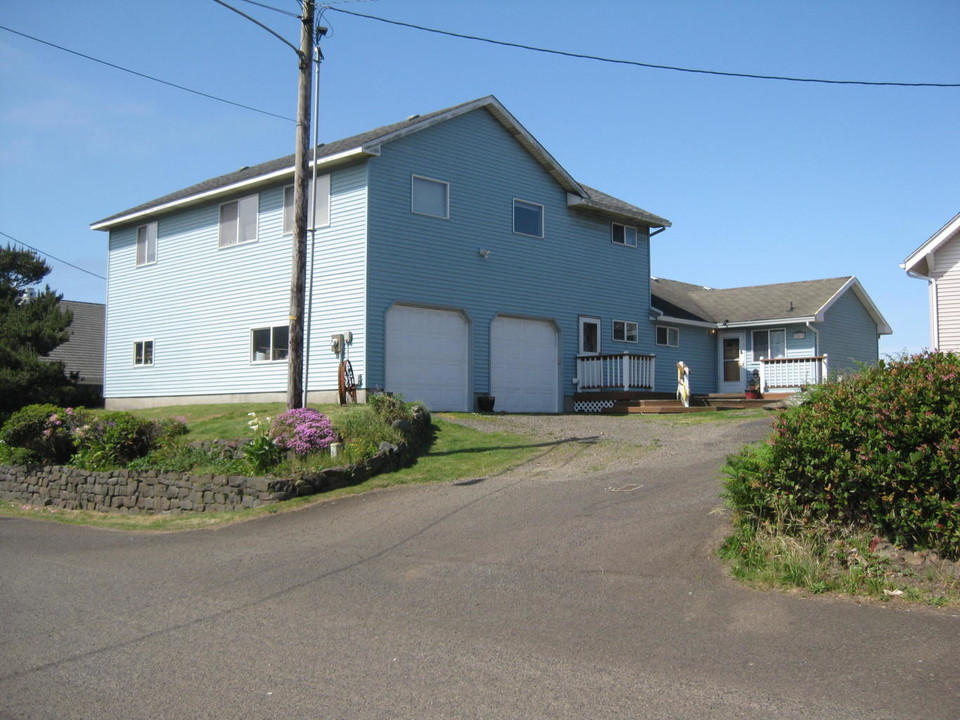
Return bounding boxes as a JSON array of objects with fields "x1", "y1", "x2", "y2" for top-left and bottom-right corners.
[{"x1": 1, "y1": 415, "x2": 958, "y2": 719}]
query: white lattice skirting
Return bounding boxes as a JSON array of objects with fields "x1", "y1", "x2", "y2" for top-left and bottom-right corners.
[{"x1": 574, "y1": 399, "x2": 615, "y2": 414}]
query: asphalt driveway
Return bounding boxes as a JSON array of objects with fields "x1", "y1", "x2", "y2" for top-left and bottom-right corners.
[{"x1": 1, "y1": 413, "x2": 957, "y2": 719}]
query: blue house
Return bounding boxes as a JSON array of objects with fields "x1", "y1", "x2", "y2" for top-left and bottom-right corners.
[{"x1": 92, "y1": 96, "x2": 890, "y2": 413}]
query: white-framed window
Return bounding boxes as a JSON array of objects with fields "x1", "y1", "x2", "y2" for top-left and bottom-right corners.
[
  {"x1": 613, "y1": 320, "x2": 639, "y2": 343},
  {"x1": 656, "y1": 326, "x2": 679, "y2": 347},
  {"x1": 136, "y1": 221, "x2": 157, "y2": 266},
  {"x1": 251, "y1": 325, "x2": 289, "y2": 362},
  {"x1": 579, "y1": 316, "x2": 601, "y2": 355},
  {"x1": 283, "y1": 173, "x2": 331, "y2": 234},
  {"x1": 611, "y1": 222, "x2": 638, "y2": 247},
  {"x1": 219, "y1": 194, "x2": 259, "y2": 248},
  {"x1": 133, "y1": 340, "x2": 154, "y2": 366},
  {"x1": 411, "y1": 175, "x2": 449, "y2": 219},
  {"x1": 752, "y1": 328, "x2": 786, "y2": 362},
  {"x1": 513, "y1": 199, "x2": 544, "y2": 238}
]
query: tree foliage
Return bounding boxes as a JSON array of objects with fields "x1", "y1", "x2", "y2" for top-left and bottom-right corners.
[{"x1": 0, "y1": 244, "x2": 77, "y2": 421}]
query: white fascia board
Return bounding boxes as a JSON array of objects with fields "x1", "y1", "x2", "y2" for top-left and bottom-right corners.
[
  {"x1": 655, "y1": 314, "x2": 724, "y2": 329},
  {"x1": 720, "y1": 317, "x2": 817, "y2": 330},
  {"x1": 90, "y1": 147, "x2": 370, "y2": 231},
  {"x1": 902, "y1": 210, "x2": 960, "y2": 275}
]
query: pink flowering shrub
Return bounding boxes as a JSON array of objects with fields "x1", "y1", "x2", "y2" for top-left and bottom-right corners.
[
  {"x1": 0, "y1": 404, "x2": 88, "y2": 463},
  {"x1": 270, "y1": 408, "x2": 337, "y2": 456},
  {"x1": 723, "y1": 351, "x2": 960, "y2": 558}
]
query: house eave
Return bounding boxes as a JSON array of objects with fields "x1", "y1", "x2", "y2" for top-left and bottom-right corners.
[
  {"x1": 90, "y1": 147, "x2": 372, "y2": 231},
  {"x1": 902, "y1": 210, "x2": 960, "y2": 276},
  {"x1": 816, "y1": 276, "x2": 893, "y2": 335}
]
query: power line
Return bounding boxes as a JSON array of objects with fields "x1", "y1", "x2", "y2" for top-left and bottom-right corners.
[
  {"x1": 235, "y1": 0, "x2": 301, "y2": 18},
  {"x1": 324, "y1": 6, "x2": 960, "y2": 89},
  {"x1": 0, "y1": 231, "x2": 107, "y2": 281},
  {"x1": 0, "y1": 25, "x2": 296, "y2": 122}
]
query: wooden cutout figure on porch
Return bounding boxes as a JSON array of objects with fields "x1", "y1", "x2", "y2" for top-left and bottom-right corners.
[{"x1": 676, "y1": 361, "x2": 691, "y2": 408}]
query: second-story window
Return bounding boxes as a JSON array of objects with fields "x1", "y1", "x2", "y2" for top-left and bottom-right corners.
[
  {"x1": 283, "y1": 174, "x2": 331, "y2": 234},
  {"x1": 136, "y1": 221, "x2": 157, "y2": 266},
  {"x1": 513, "y1": 199, "x2": 544, "y2": 238},
  {"x1": 411, "y1": 175, "x2": 449, "y2": 219},
  {"x1": 611, "y1": 222, "x2": 638, "y2": 247},
  {"x1": 219, "y1": 194, "x2": 259, "y2": 248},
  {"x1": 613, "y1": 320, "x2": 639, "y2": 343}
]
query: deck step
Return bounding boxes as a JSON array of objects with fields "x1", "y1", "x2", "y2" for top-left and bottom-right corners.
[{"x1": 601, "y1": 399, "x2": 718, "y2": 415}]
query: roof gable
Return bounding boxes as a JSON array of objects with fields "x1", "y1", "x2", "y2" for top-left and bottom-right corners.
[
  {"x1": 902, "y1": 210, "x2": 960, "y2": 277},
  {"x1": 92, "y1": 96, "x2": 670, "y2": 231}
]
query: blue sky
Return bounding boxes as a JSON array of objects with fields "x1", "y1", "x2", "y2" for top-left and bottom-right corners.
[{"x1": 2, "y1": 0, "x2": 958, "y2": 356}]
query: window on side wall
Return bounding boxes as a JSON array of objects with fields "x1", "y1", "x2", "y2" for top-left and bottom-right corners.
[
  {"x1": 411, "y1": 175, "x2": 449, "y2": 219},
  {"x1": 136, "y1": 221, "x2": 157, "y2": 266},
  {"x1": 283, "y1": 174, "x2": 331, "y2": 234},
  {"x1": 611, "y1": 222, "x2": 637, "y2": 247},
  {"x1": 513, "y1": 199, "x2": 544, "y2": 238},
  {"x1": 656, "y1": 326, "x2": 679, "y2": 347},
  {"x1": 251, "y1": 325, "x2": 289, "y2": 362},
  {"x1": 134, "y1": 340, "x2": 154, "y2": 366},
  {"x1": 613, "y1": 320, "x2": 639, "y2": 343},
  {"x1": 219, "y1": 194, "x2": 259, "y2": 248},
  {"x1": 752, "y1": 328, "x2": 786, "y2": 361}
]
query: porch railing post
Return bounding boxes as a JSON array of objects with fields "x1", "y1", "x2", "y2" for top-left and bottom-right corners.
[
  {"x1": 759, "y1": 356, "x2": 766, "y2": 392},
  {"x1": 622, "y1": 353, "x2": 629, "y2": 391},
  {"x1": 821, "y1": 354, "x2": 828, "y2": 384}
]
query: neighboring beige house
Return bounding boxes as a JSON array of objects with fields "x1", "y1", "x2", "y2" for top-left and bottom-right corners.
[{"x1": 902, "y1": 211, "x2": 960, "y2": 352}]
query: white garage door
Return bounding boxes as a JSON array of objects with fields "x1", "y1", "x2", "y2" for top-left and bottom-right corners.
[
  {"x1": 386, "y1": 305, "x2": 469, "y2": 411},
  {"x1": 491, "y1": 316, "x2": 559, "y2": 413}
]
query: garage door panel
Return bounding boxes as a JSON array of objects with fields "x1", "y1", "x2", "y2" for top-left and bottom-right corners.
[
  {"x1": 491, "y1": 317, "x2": 558, "y2": 413},
  {"x1": 386, "y1": 306, "x2": 468, "y2": 411}
]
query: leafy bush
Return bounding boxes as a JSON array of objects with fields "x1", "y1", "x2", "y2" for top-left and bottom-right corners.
[
  {"x1": 368, "y1": 392, "x2": 413, "y2": 425},
  {"x1": 270, "y1": 408, "x2": 337, "y2": 455},
  {"x1": 0, "y1": 404, "x2": 87, "y2": 463},
  {"x1": 127, "y1": 443, "x2": 246, "y2": 475},
  {"x1": 334, "y1": 405, "x2": 403, "y2": 463},
  {"x1": 723, "y1": 351, "x2": 960, "y2": 559},
  {"x1": 71, "y1": 411, "x2": 157, "y2": 470},
  {"x1": 243, "y1": 412, "x2": 282, "y2": 475}
]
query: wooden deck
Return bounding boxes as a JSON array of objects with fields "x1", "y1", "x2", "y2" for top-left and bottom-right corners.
[{"x1": 574, "y1": 390, "x2": 791, "y2": 415}]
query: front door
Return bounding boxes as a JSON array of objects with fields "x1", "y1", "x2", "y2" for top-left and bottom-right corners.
[{"x1": 719, "y1": 332, "x2": 745, "y2": 394}]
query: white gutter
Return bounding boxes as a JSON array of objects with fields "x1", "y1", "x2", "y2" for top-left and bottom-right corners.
[{"x1": 91, "y1": 147, "x2": 371, "y2": 231}]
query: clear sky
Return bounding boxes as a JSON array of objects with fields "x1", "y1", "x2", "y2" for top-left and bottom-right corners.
[{"x1": 2, "y1": 0, "x2": 958, "y2": 357}]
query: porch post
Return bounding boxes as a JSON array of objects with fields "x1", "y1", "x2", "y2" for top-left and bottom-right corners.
[
  {"x1": 623, "y1": 353, "x2": 630, "y2": 391},
  {"x1": 759, "y1": 356, "x2": 766, "y2": 393},
  {"x1": 821, "y1": 354, "x2": 829, "y2": 383}
]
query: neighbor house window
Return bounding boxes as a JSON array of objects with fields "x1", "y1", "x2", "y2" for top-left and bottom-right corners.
[
  {"x1": 613, "y1": 320, "x2": 639, "y2": 343},
  {"x1": 136, "y1": 221, "x2": 157, "y2": 266},
  {"x1": 513, "y1": 199, "x2": 544, "y2": 238},
  {"x1": 411, "y1": 175, "x2": 449, "y2": 219},
  {"x1": 611, "y1": 223, "x2": 638, "y2": 247},
  {"x1": 656, "y1": 326, "x2": 679, "y2": 347},
  {"x1": 752, "y1": 328, "x2": 786, "y2": 361},
  {"x1": 283, "y1": 174, "x2": 331, "y2": 234},
  {"x1": 251, "y1": 325, "x2": 289, "y2": 362},
  {"x1": 219, "y1": 194, "x2": 259, "y2": 248},
  {"x1": 134, "y1": 340, "x2": 154, "y2": 366}
]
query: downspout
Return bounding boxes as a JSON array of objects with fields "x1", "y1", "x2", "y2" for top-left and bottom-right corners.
[{"x1": 905, "y1": 269, "x2": 937, "y2": 351}]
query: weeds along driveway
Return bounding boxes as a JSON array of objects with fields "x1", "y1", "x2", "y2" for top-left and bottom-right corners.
[{"x1": 2, "y1": 412, "x2": 958, "y2": 720}]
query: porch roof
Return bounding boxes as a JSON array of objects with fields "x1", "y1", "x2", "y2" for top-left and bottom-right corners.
[{"x1": 651, "y1": 276, "x2": 892, "y2": 333}]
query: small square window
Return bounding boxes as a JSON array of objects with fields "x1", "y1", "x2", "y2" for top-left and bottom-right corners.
[
  {"x1": 612, "y1": 222, "x2": 637, "y2": 247},
  {"x1": 656, "y1": 326, "x2": 679, "y2": 347},
  {"x1": 219, "y1": 194, "x2": 259, "y2": 248},
  {"x1": 136, "y1": 222, "x2": 157, "y2": 266},
  {"x1": 513, "y1": 199, "x2": 544, "y2": 238},
  {"x1": 134, "y1": 340, "x2": 154, "y2": 366},
  {"x1": 251, "y1": 325, "x2": 289, "y2": 362},
  {"x1": 613, "y1": 320, "x2": 639, "y2": 343},
  {"x1": 411, "y1": 175, "x2": 449, "y2": 219}
]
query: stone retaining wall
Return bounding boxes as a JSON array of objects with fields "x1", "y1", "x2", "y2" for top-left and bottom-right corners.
[{"x1": 0, "y1": 407, "x2": 431, "y2": 514}]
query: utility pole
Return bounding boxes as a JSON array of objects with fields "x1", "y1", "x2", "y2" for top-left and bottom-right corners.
[{"x1": 287, "y1": 0, "x2": 315, "y2": 409}]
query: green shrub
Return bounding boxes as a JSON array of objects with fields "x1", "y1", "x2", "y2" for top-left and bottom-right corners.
[
  {"x1": 723, "y1": 351, "x2": 960, "y2": 559},
  {"x1": 71, "y1": 411, "x2": 157, "y2": 470},
  {"x1": 334, "y1": 405, "x2": 403, "y2": 462},
  {"x1": 368, "y1": 392, "x2": 413, "y2": 425},
  {"x1": 0, "y1": 404, "x2": 87, "y2": 464}
]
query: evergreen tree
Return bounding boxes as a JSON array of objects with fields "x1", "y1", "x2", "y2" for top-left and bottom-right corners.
[{"x1": 0, "y1": 245, "x2": 77, "y2": 421}]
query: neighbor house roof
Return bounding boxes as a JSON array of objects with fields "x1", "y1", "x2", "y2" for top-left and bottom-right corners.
[
  {"x1": 651, "y1": 276, "x2": 892, "y2": 334},
  {"x1": 901, "y1": 209, "x2": 960, "y2": 277},
  {"x1": 92, "y1": 96, "x2": 670, "y2": 232},
  {"x1": 44, "y1": 300, "x2": 105, "y2": 385}
]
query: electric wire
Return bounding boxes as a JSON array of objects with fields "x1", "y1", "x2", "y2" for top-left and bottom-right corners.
[
  {"x1": 324, "y1": 6, "x2": 960, "y2": 88},
  {"x1": 0, "y1": 231, "x2": 107, "y2": 281},
  {"x1": 235, "y1": 0, "x2": 300, "y2": 18},
  {"x1": 0, "y1": 25, "x2": 296, "y2": 122}
]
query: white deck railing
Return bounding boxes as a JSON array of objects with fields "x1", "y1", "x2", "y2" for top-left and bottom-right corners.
[
  {"x1": 759, "y1": 355, "x2": 828, "y2": 391},
  {"x1": 576, "y1": 353, "x2": 656, "y2": 391}
]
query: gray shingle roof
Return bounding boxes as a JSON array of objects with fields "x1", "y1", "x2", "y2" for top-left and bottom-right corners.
[
  {"x1": 45, "y1": 301, "x2": 105, "y2": 385},
  {"x1": 92, "y1": 96, "x2": 670, "y2": 231},
  {"x1": 651, "y1": 276, "x2": 857, "y2": 324}
]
